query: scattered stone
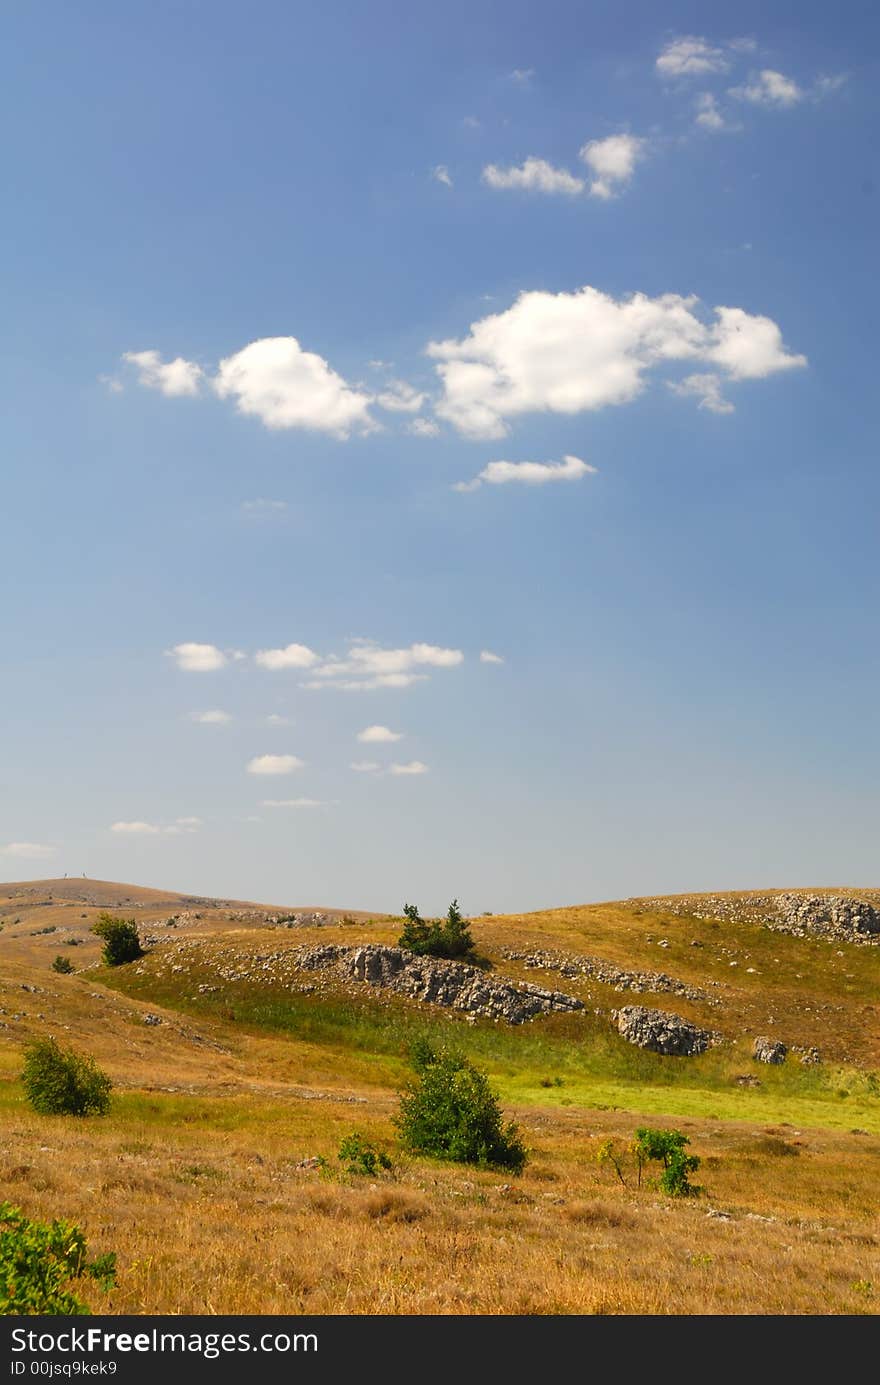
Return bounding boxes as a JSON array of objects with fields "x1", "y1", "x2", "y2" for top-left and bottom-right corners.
[
  {"x1": 753, "y1": 1036, "x2": 787, "y2": 1065},
  {"x1": 142, "y1": 1013, "x2": 162, "y2": 1027},
  {"x1": 295, "y1": 1156, "x2": 324, "y2": 1170},
  {"x1": 792, "y1": 1045, "x2": 821, "y2": 1065},
  {"x1": 773, "y1": 893, "x2": 879, "y2": 942},
  {"x1": 501, "y1": 947, "x2": 716, "y2": 1005},
  {"x1": 612, "y1": 1006, "x2": 719, "y2": 1056},
  {"x1": 295, "y1": 944, "x2": 584, "y2": 1025},
  {"x1": 734, "y1": 1073, "x2": 762, "y2": 1088}
]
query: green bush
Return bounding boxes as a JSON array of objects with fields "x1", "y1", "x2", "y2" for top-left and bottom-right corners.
[
  {"x1": 0, "y1": 1201, "x2": 116, "y2": 1314},
  {"x1": 91, "y1": 913, "x2": 143, "y2": 966},
  {"x1": 52, "y1": 955, "x2": 74, "y2": 974},
  {"x1": 337, "y1": 1132, "x2": 392, "y2": 1177},
  {"x1": 634, "y1": 1127, "x2": 701, "y2": 1197},
  {"x1": 21, "y1": 1038, "x2": 112, "y2": 1117},
  {"x1": 395, "y1": 1041, "x2": 527, "y2": 1173},
  {"x1": 397, "y1": 900, "x2": 476, "y2": 962}
]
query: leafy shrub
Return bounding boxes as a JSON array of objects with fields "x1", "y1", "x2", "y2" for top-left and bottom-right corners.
[
  {"x1": 337, "y1": 1132, "x2": 392, "y2": 1177},
  {"x1": 91, "y1": 913, "x2": 143, "y2": 966},
  {"x1": 395, "y1": 1041, "x2": 527, "y2": 1173},
  {"x1": 0, "y1": 1201, "x2": 116, "y2": 1314},
  {"x1": 52, "y1": 955, "x2": 74, "y2": 974},
  {"x1": 21, "y1": 1038, "x2": 112, "y2": 1117},
  {"x1": 634, "y1": 1127, "x2": 701, "y2": 1197},
  {"x1": 397, "y1": 900, "x2": 476, "y2": 962}
]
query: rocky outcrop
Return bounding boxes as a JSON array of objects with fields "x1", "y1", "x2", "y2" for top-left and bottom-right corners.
[
  {"x1": 295, "y1": 944, "x2": 584, "y2": 1025},
  {"x1": 772, "y1": 894, "x2": 880, "y2": 941},
  {"x1": 753, "y1": 1036, "x2": 787, "y2": 1064},
  {"x1": 613, "y1": 1006, "x2": 718, "y2": 1056},
  {"x1": 502, "y1": 947, "x2": 717, "y2": 1005}
]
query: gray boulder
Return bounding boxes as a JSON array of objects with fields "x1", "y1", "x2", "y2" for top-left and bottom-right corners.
[
  {"x1": 753, "y1": 1036, "x2": 787, "y2": 1064},
  {"x1": 613, "y1": 1005, "x2": 716, "y2": 1056}
]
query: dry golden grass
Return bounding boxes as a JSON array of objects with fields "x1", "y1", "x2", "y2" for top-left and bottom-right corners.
[{"x1": 1, "y1": 876, "x2": 879, "y2": 1315}]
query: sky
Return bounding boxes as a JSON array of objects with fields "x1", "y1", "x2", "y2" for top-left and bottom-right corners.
[{"x1": 2, "y1": 1, "x2": 878, "y2": 914}]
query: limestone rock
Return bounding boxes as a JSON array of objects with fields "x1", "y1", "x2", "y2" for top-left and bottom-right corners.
[
  {"x1": 612, "y1": 1005, "x2": 717, "y2": 1056},
  {"x1": 294, "y1": 944, "x2": 584, "y2": 1025},
  {"x1": 753, "y1": 1036, "x2": 787, "y2": 1064},
  {"x1": 773, "y1": 894, "x2": 879, "y2": 941}
]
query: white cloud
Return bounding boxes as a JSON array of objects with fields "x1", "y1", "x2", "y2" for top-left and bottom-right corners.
[
  {"x1": 433, "y1": 165, "x2": 453, "y2": 187},
  {"x1": 350, "y1": 761, "x2": 381, "y2": 772},
  {"x1": 482, "y1": 158, "x2": 585, "y2": 196},
  {"x1": 708, "y1": 306, "x2": 807, "y2": 378},
  {"x1": 408, "y1": 417, "x2": 440, "y2": 437},
  {"x1": 694, "y1": 92, "x2": 738, "y2": 132},
  {"x1": 169, "y1": 642, "x2": 227, "y2": 672},
  {"x1": 509, "y1": 68, "x2": 534, "y2": 84},
  {"x1": 255, "y1": 643, "x2": 319, "y2": 671},
  {"x1": 246, "y1": 754, "x2": 305, "y2": 775},
  {"x1": 98, "y1": 373, "x2": 124, "y2": 393},
  {"x1": 456, "y1": 454, "x2": 596, "y2": 490},
  {"x1": 261, "y1": 798, "x2": 328, "y2": 808},
  {"x1": 390, "y1": 761, "x2": 429, "y2": 776},
  {"x1": 304, "y1": 640, "x2": 463, "y2": 692},
  {"x1": 376, "y1": 380, "x2": 427, "y2": 413},
  {"x1": 1, "y1": 841, "x2": 56, "y2": 859},
  {"x1": 174, "y1": 816, "x2": 202, "y2": 827},
  {"x1": 427, "y1": 285, "x2": 806, "y2": 438},
  {"x1": 213, "y1": 337, "x2": 375, "y2": 437},
  {"x1": 731, "y1": 69, "x2": 803, "y2": 107},
  {"x1": 668, "y1": 373, "x2": 735, "y2": 414},
  {"x1": 242, "y1": 498, "x2": 287, "y2": 513},
  {"x1": 111, "y1": 821, "x2": 161, "y2": 835},
  {"x1": 480, "y1": 650, "x2": 504, "y2": 664},
  {"x1": 265, "y1": 713, "x2": 292, "y2": 725},
  {"x1": 656, "y1": 36, "x2": 729, "y2": 78},
  {"x1": 579, "y1": 134, "x2": 645, "y2": 200},
  {"x1": 192, "y1": 709, "x2": 232, "y2": 724},
  {"x1": 123, "y1": 349, "x2": 203, "y2": 397},
  {"x1": 357, "y1": 725, "x2": 403, "y2": 743}
]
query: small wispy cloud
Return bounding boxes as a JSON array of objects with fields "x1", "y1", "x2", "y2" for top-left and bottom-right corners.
[
  {"x1": 408, "y1": 417, "x2": 440, "y2": 437},
  {"x1": 376, "y1": 381, "x2": 427, "y2": 414},
  {"x1": 168, "y1": 642, "x2": 228, "y2": 672},
  {"x1": 261, "y1": 798, "x2": 330, "y2": 808},
  {"x1": 390, "y1": 761, "x2": 429, "y2": 776},
  {"x1": 656, "y1": 36, "x2": 730, "y2": 79},
  {"x1": 455, "y1": 455, "x2": 596, "y2": 492},
  {"x1": 669, "y1": 373, "x2": 734, "y2": 414},
  {"x1": 730, "y1": 69, "x2": 803, "y2": 107},
  {"x1": 432, "y1": 165, "x2": 453, "y2": 187},
  {"x1": 482, "y1": 158, "x2": 584, "y2": 196},
  {"x1": 123, "y1": 349, "x2": 204, "y2": 397},
  {"x1": 255, "y1": 643, "x2": 319, "y2": 671},
  {"x1": 509, "y1": 68, "x2": 534, "y2": 85},
  {"x1": 265, "y1": 713, "x2": 292, "y2": 726},
  {"x1": 480, "y1": 650, "x2": 504, "y2": 664},
  {"x1": 192, "y1": 709, "x2": 232, "y2": 724},
  {"x1": 357, "y1": 725, "x2": 403, "y2": 743},
  {"x1": 110, "y1": 821, "x2": 161, "y2": 836},
  {"x1": 350, "y1": 761, "x2": 381, "y2": 773},
  {"x1": 1, "y1": 841, "x2": 56, "y2": 859},
  {"x1": 242, "y1": 498, "x2": 288, "y2": 513},
  {"x1": 246, "y1": 754, "x2": 305, "y2": 776}
]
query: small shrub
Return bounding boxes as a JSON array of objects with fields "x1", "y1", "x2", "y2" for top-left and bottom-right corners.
[
  {"x1": 21, "y1": 1038, "x2": 112, "y2": 1117},
  {"x1": 395, "y1": 1041, "x2": 527, "y2": 1173},
  {"x1": 397, "y1": 899, "x2": 476, "y2": 962},
  {"x1": 634, "y1": 1127, "x2": 701, "y2": 1197},
  {"x1": 52, "y1": 955, "x2": 74, "y2": 974},
  {"x1": 91, "y1": 913, "x2": 143, "y2": 966},
  {"x1": 337, "y1": 1132, "x2": 392, "y2": 1177},
  {"x1": 0, "y1": 1201, "x2": 116, "y2": 1314}
]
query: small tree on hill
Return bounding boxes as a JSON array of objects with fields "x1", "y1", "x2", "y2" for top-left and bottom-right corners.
[
  {"x1": 21, "y1": 1038, "x2": 112, "y2": 1117},
  {"x1": 92, "y1": 913, "x2": 143, "y2": 966},
  {"x1": 634, "y1": 1127, "x2": 701, "y2": 1197},
  {"x1": 397, "y1": 899, "x2": 475, "y2": 962},
  {"x1": 395, "y1": 1040, "x2": 527, "y2": 1173},
  {"x1": 52, "y1": 955, "x2": 74, "y2": 974}
]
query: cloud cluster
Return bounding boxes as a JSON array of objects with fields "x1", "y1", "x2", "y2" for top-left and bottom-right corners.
[
  {"x1": 668, "y1": 373, "x2": 735, "y2": 414},
  {"x1": 122, "y1": 350, "x2": 203, "y2": 397},
  {"x1": 111, "y1": 817, "x2": 201, "y2": 836},
  {"x1": 428, "y1": 285, "x2": 806, "y2": 437},
  {"x1": 730, "y1": 69, "x2": 802, "y2": 107},
  {"x1": 656, "y1": 36, "x2": 732, "y2": 79},
  {"x1": 455, "y1": 454, "x2": 596, "y2": 491},
  {"x1": 302, "y1": 640, "x2": 464, "y2": 692}
]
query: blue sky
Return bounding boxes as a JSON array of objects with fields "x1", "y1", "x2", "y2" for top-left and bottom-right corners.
[{"x1": 2, "y1": 1, "x2": 878, "y2": 912}]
